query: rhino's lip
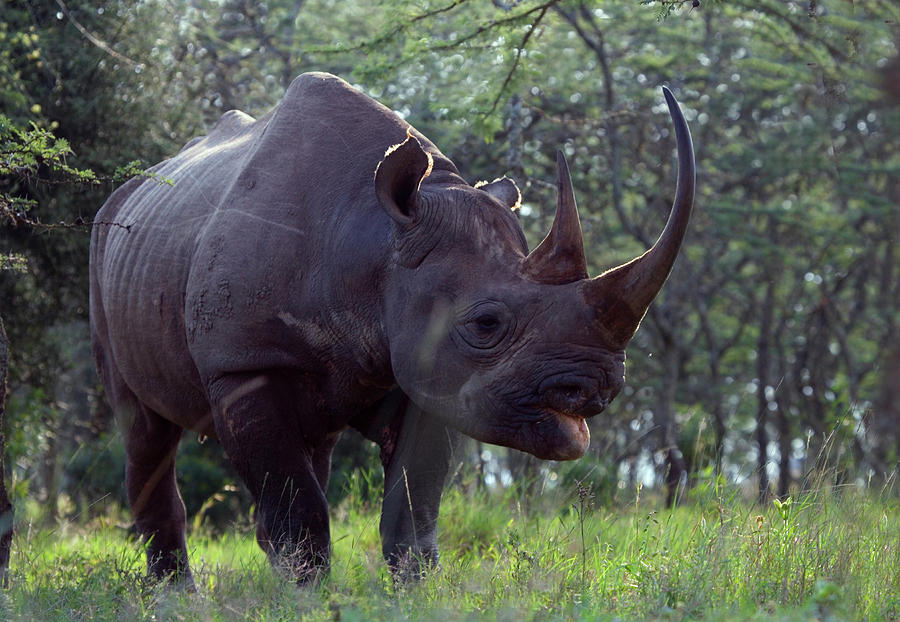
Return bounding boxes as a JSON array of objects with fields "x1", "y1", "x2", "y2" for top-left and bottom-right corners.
[
  {"x1": 539, "y1": 407, "x2": 590, "y2": 442},
  {"x1": 468, "y1": 396, "x2": 590, "y2": 459},
  {"x1": 478, "y1": 387, "x2": 592, "y2": 450},
  {"x1": 541, "y1": 408, "x2": 591, "y2": 458},
  {"x1": 531, "y1": 400, "x2": 605, "y2": 421},
  {"x1": 545, "y1": 408, "x2": 589, "y2": 429}
]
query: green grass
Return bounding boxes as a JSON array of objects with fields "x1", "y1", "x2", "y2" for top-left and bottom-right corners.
[{"x1": 2, "y1": 481, "x2": 899, "y2": 621}]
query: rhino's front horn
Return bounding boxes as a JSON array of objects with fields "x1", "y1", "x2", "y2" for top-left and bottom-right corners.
[
  {"x1": 585, "y1": 86, "x2": 696, "y2": 344},
  {"x1": 521, "y1": 151, "x2": 589, "y2": 284}
]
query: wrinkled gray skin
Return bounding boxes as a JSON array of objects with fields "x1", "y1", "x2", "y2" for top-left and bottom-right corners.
[{"x1": 90, "y1": 72, "x2": 694, "y2": 584}]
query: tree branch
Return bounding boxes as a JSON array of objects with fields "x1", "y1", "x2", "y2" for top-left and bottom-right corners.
[
  {"x1": 485, "y1": 3, "x2": 552, "y2": 116},
  {"x1": 55, "y1": 0, "x2": 139, "y2": 66}
]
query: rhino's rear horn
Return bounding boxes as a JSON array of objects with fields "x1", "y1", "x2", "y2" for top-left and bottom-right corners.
[
  {"x1": 521, "y1": 151, "x2": 589, "y2": 284},
  {"x1": 585, "y1": 86, "x2": 696, "y2": 344}
]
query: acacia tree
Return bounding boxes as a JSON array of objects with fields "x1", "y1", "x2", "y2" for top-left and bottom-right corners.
[
  {"x1": 305, "y1": 0, "x2": 900, "y2": 501},
  {"x1": 3, "y1": 0, "x2": 898, "y2": 522}
]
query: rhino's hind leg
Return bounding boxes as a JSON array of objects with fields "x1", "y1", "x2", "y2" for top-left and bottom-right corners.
[
  {"x1": 124, "y1": 402, "x2": 192, "y2": 585},
  {"x1": 209, "y1": 372, "x2": 331, "y2": 583}
]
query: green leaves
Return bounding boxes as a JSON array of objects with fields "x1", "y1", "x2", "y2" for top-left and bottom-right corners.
[
  {"x1": 1, "y1": 115, "x2": 98, "y2": 252},
  {"x1": 0, "y1": 115, "x2": 96, "y2": 183},
  {"x1": 0, "y1": 116, "x2": 154, "y2": 239}
]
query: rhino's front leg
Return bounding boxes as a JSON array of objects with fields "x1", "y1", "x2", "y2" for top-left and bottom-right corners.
[
  {"x1": 208, "y1": 372, "x2": 331, "y2": 583},
  {"x1": 368, "y1": 392, "x2": 458, "y2": 578}
]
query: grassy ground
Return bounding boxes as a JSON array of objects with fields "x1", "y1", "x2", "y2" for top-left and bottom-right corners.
[{"x1": 1, "y1": 478, "x2": 898, "y2": 621}]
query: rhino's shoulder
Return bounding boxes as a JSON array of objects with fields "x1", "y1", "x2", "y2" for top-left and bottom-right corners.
[
  {"x1": 280, "y1": 72, "x2": 397, "y2": 127},
  {"x1": 284, "y1": 72, "x2": 356, "y2": 100}
]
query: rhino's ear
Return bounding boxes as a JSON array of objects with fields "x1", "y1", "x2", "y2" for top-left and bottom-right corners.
[
  {"x1": 477, "y1": 177, "x2": 521, "y2": 211},
  {"x1": 375, "y1": 132, "x2": 433, "y2": 226}
]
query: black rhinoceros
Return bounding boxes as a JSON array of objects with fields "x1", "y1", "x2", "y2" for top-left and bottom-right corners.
[{"x1": 89, "y1": 72, "x2": 694, "y2": 583}]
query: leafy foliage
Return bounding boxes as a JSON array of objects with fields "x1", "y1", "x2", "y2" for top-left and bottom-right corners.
[{"x1": 0, "y1": 116, "x2": 96, "y2": 270}]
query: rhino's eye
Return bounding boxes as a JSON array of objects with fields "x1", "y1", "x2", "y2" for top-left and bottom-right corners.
[
  {"x1": 455, "y1": 301, "x2": 513, "y2": 351},
  {"x1": 472, "y1": 314, "x2": 499, "y2": 331}
]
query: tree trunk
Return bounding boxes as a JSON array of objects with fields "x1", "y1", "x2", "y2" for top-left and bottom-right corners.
[
  {"x1": 711, "y1": 406, "x2": 726, "y2": 477},
  {"x1": 657, "y1": 340, "x2": 687, "y2": 507},
  {"x1": 756, "y1": 277, "x2": 775, "y2": 504},
  {"x1": 0, "y1": 317, "x2": 13, "y2": 586},
  {"x1": 776, "y1": 394, "x2": 792, "y2": 499}
]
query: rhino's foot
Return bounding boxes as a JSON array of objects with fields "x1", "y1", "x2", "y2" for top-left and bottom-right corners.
[
  {"x1": 386, "y1": 547, "x2": 439, "y2": 583},
  {"x1": 146, "y1": 547, "x2": 195, "y2": 590},
  {"x1": 258, "y1": 522, "x2": 330, "y2": 585},
  {"x1": 268, "y1": 549, "x2": 330, "y2": 585}
]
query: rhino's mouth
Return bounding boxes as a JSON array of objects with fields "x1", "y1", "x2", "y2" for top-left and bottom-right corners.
[
  {"x1": 535, "y1": 407, "x2": 591, "y2": 460},
  {"x1": 546, "y1": 408, "x2": 590, "y2": 431},
  {"x1": 455, "y1": 373, "x2": 598, "y2": 460}
]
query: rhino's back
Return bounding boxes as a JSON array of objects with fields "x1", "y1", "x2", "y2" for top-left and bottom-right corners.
[{"x1": 91, "y1": 109, "x2": 264, "y2": 427}]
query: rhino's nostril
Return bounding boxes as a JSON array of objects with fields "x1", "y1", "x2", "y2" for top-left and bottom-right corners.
[
  {"x1": 541, "y1": 382, "x2": 590, "y2": 412},
  {"x1": 559, "y1": 385, "x2": 587, "y2": 402},
  {"x1": 557, "y1": 385, "x2": 584, "y2": 400}
]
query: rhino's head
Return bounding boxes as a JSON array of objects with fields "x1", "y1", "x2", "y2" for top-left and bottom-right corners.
[{"x1": 376, "y1": 88, "x2": 694, "y2": 460}]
